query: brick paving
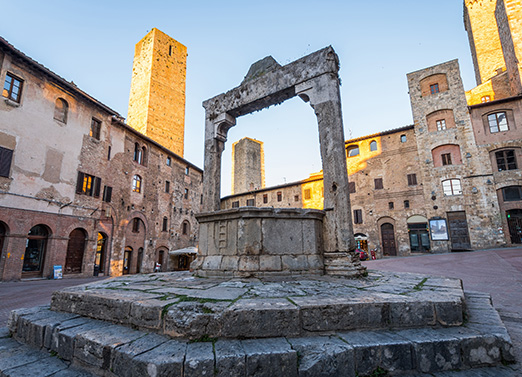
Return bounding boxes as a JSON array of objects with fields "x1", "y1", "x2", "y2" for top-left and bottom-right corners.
[
  {"x1": 0, "y1": 276, "x2": 109, "y2": 327},
  {"x1": 363, "y1": 246, "x2": 522, "y2": 374}
]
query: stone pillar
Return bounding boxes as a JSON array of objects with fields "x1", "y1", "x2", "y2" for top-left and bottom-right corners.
[
  {"x1": 296, "y1": 73, "x2": 365, "y2": 277},
  {"x1": 202, "y1": 112, "x2": 236, "y2": 212}
]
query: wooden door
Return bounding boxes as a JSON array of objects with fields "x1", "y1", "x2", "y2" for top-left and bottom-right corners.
[
  {"x1": 65, "y1": 229, "x2": 86, "y2": 274},
  {"x1": 507, "y1": 210, "x2": 522, "y2": 244},
  {"x1": 447, "y1": 211, "x2": 471, "y2": 250},
  {"x1": 381, "y1": 223, "x2": 397, "y2": 256}
]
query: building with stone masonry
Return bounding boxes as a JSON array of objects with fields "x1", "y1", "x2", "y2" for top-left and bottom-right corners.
[
  {"x1": 222, "y1": 0, "x2": 522, "y2": 256},
  {"x1": 0, "y1": 32, "x2": 201, "y2": 281},
  {"x1": 127, "y1": 28, "x2": 187, "y2": 157},
  {"x1": 231, "y1": 137, "x2": 265, "y2": 195}
]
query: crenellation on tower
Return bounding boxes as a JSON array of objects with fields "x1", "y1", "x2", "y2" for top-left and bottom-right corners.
[{"x1": 127, "y1": 28, "x2": 187, "y2": 157}]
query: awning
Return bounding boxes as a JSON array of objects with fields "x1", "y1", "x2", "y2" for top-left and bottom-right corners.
[{"x1": 168, "y1": 246, "x2": 198, "y2": 256}]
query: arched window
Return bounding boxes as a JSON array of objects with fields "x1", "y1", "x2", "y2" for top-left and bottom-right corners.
[
  {"x1": 132, "y1": 175, "x2": 142, "y2": 193},
  {"x1": 501, "y1": 186, "x2": 522, "y2": 202},
  {"x1": 182, "y1": 220, "x2": 190, "y2": 235},
  {"x1": 162, "y1": 216, "x2": 168, "y2": 232},
  {"x1": 370, "y1": 140, "x2": 377, "y2": 152},
  {"x1": 141, "y1": 146, "x2": 147, "y2": 166},
  {"x1": 123, "y1": 246, "x2": 132, "y2": 275},
  {"x1": 400, "y1": 135, "x2": 407, "y2": 143},
  {"x1": 54, "y1": 98, "x2": 68, "y2": 123},
  {"x1": 134, "y1": 143, "x2": 140, "y2": 162},
  {"x1": 346, "y1": 145, "x2": 359, "y2": 157}
]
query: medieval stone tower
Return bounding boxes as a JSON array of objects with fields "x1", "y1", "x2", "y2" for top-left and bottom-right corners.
[
  {"x1": 464, "y1": 0, "x2": 522, "y2": 103},
  {"x1": 127, "y1": 28, "x2": 187, "y2": 157},
  {"x1": 231, "y1": 137, "x2": 265, "y2": 195}
]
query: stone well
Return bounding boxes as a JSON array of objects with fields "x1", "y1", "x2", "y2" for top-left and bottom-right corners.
[{"x1": 193, "y1": 207, "x2": 325, "y2": 277}]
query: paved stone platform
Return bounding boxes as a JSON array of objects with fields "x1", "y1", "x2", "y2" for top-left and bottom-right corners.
[
  {"x1": 49, "y1": 271, "x2": 465, "y2": 340},
  {"x1": 3, "y1": 291, "x2": 516, "y2": 376}
]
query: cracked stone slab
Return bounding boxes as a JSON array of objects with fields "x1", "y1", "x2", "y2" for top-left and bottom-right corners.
[
  {"x1": 185, "y1": 341, "x2": 215, "y2": 377},
  {"x1": 338, "y1": 330, "x2": 413, "y2": 375},
  {"x1": 287, "y1": 336, "x2": 355, "y2": 377},
  {"x1": 241, "y1": 337, "x2": 298, "y2": 377},
  {"x1": 214, "y1": 339, "x2": 246, "y2": 377}
]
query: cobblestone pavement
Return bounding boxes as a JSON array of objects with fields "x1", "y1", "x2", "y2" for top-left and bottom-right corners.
[
  {"x1": 0, "y1": 276, "x2": 109, "y2": 327},
  {"x1": 363, "y1": 246, "x2": 522, "y2": 374}
]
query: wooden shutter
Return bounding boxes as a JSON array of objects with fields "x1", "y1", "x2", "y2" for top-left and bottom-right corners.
[
  {"x1": 103, "y1": 186, "x2": 112, "y2": 203},
  {"x1": 76, "y1": 171, "x2": 84, "y2": 194},
  {"x1": 0, "y1": 147, "x2": 13, "y2": 178},
  {"x1": 94, "y1": 177, "x2": 101, "y2": 197}
]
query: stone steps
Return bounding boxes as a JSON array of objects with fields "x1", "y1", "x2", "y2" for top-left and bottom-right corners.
[{"x1": 2, "y1": 292, "x2": 516, "y2": 377}]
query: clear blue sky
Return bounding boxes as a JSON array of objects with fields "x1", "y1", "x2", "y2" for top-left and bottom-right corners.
[{"x1": 2, "y1": 0, "x2": 476, "y2": 196}]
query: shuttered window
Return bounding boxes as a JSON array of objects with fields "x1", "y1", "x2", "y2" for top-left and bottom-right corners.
[
  {"x1": 0, "y1": 147, "x2": 13, "y2": 177},
  {"x1": 76, "y1": 171, "x2": 101, "y2": 197}
]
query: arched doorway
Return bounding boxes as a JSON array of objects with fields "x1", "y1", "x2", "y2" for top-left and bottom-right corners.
[
  {"x1": 407, "y1": 215, "x2": 430, "y2": 253},
  {"x1": 23, "y1": 225, "x2": 49, "y2": 278},
  {"x1": 137, "y1": 248, "x2": 144, "y2": 273},
  {"x1": 507, "y1": 209, "x2": 522, "y2": 244},
  {"x1": 381, "y1": 223, "x2": 397, "y2": 256},
  {"x1": 123, "y1": 247, "x2": 132, "y2": 275},
  {"x1": 94, "y1": 232, "x2": 107, "y2": 276},
  {"x1": 65, "y1": 228, "x2": 87, "y2": 274}
]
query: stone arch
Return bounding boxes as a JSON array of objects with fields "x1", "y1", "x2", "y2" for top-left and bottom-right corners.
[
  {"x1": 426, "y1": 109, "x2": 456, "y2": 132},
  {"x1": 431, "y1": 144, "x2": 462, "y2": 167},
  {"x1": 420, "y1": 73, "x2": 448, "y2": 96},
  {"x1": 64, "y1": 228, "x2": 88, "y2": 274}
]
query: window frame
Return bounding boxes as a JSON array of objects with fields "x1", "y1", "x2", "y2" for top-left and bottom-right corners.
[
  {"x1": 502, "y1": 186, "x2": 522, "y2": 202},
  {"x1": 495, "y1": 149, "x2": 517, "y2": 171},
  {"x1": 2, "y1": 72, "x2": 23, "y2": 103},
  {"x1": 277, "y1": 191, "x2": 282, "y2": 202},
  {"x1": 132, "y1": 175, "x2": 142, "y2": 193},
  {"x1": 346, "y1": 145, "x2": 360, "y2": 157},
  {"x1": 53, "y1": 98, "x2": 68, "y2": 123},
  {"x1": 407, "y1": 174, "x2": 417, "y2": 186},
  {"x1": 369, "y1": 140, "x2": 377, "y2": 152},
  {"x1": 400, "y1": 135, "x2": 407, "y2": 143},
  {"x1": 441, "y1": 153, "x2": 452, "y2": 166},
  {"x1": 436, "y1": 119, "x2": 446, "y2": 131},
  {"x1": 263, "y1": 194, "x2": 268, "y2": 203},
  {"x1": 0, "y1": 146, "x2": 14, "y2": 178},
  {"x1": 165, "y1": 181, "x2": 170, "y2": 193},
  {"x1": 374, "y1": 178, "x2": 383, "y2": 190},
  {"x1": 246, "y1": 198, "x2": 255, "y2": 206},
  {"x1": 488, "y1": 112, "x2": 509, "y2": 133},
  {"x1": 353, "y1": 209, "x2": 363, "y2": 224},
  {"x1": 90, "y1": 118, "x2": 101, "y2": 140},
  {"x1": 430, "y1": 83, "x2": 439, "y2": 94},
  {"x1": 162, "y1": 217, "x2": 168, "y2": 232},
  {"x1": 442, "y1": 179, "x2": 462, "y2": 196}
]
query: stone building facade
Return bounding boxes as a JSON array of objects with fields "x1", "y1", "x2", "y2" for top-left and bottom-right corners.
[
  {"x1": 222, "y1": 0, "x2": 522, "y2": 256},
  {"x1": 0, "y1": 34, "x2": 201, "y2": 281},
  {"x1": 127, "y1": 28, "x2": 187, "y2": 157},
  {"x1": 231, "y1": 137, "x2": 265, "y2": 195}
]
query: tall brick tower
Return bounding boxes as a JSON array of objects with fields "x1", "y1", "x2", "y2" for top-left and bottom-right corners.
[
  {"x1": 127, "y1": 28, "x2": 187, "y2": 157},
  {"x1": 464, "y1": 0, "x2": 522, "y2": 102},
  {"x1": 231, "y1": 137, "x2": 265, "y2": 195}
]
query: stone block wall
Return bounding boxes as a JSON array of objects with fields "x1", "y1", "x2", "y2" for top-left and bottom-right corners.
[
  {"x1": 194, "y1": 208, "x2": 324, "y2": 277},
  {"x1": 127, "y1": 28, "x2": 187, "y2": 157}
]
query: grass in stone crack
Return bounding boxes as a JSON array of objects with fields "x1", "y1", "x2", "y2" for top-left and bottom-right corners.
[
  {"x1": 161, "y1": 302, "x2": 177, "y2": 318},
  {"x1": 413, "y1": 277, "x2": 428, "y2": 291},
  {"x1": 189, "y1": 334, "x2": 217, "y2": 343},
  {"x1": 175, "y1": 295, "x2": 229, "y2": 304}
]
